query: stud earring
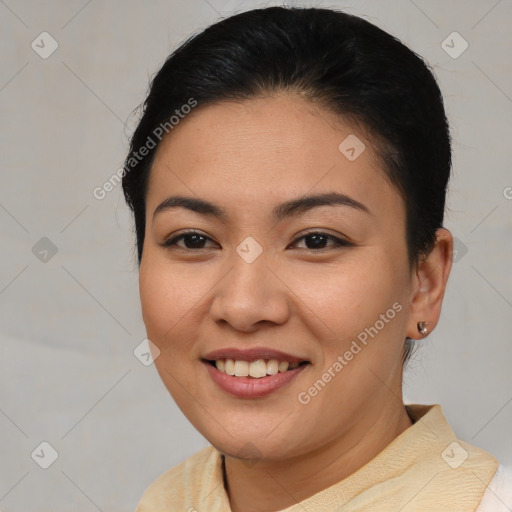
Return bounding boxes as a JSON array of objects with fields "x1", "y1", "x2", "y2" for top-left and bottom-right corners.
[{"x1": 417, "y1": 321, "x2": 429, "y2": 337}]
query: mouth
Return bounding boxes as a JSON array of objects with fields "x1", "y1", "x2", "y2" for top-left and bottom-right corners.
[
  {"x1": 201, "y1": 356, "x2": 311, "y2": 399},
  {"x1": 202, "y1": 358, "x2": 310, "y2": 378}
]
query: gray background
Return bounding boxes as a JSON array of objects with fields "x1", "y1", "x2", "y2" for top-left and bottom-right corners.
[{"x1": 1, "y1": 0, "x2": 511, "y2": 510}]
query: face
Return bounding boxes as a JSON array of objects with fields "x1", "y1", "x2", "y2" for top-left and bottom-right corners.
[{"x1": 139, "y1": 94, "x2": 416, "y2": 461}]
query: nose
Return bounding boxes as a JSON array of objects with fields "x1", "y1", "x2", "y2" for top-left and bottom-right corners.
[{"x1": 209, "y1": 250, "x2": 290, "y2": 332}]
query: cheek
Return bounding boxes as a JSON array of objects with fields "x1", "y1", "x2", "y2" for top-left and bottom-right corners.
[
  {"x1": 138, "y1": 262, "x2": 206, "y2": 403},
  {"x1": 139, "y1": 267, "x2": 171, "y2": 338},
  {"x1": 286, "y1": 257, "x2": 401, "y2": 344},
  {"x1": 139, "y1": 261, "x2": 196, "y2": 348}
]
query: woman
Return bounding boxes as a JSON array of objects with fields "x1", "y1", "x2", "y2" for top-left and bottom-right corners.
[{"x1": 122, "y1": 6, "x2": 511, "y2": 511}]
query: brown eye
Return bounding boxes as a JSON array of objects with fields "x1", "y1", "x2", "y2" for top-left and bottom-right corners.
[
  {"x1": 291, "y1": 232, "x2": 352, "y2": 251},
  {"x1": 160, "y1": 231, "x2": 217, "y2": 250}
]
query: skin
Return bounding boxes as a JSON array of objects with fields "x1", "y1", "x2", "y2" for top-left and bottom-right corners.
[{"x1": 139, "y1": 93, "x2": 453, "y2": 512}]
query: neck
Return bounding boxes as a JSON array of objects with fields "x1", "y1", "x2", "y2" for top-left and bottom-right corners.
[{"x1": 223, "y1": 402, "x2": 413, "y2": 512}]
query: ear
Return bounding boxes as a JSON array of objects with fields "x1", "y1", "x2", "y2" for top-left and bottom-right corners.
[{"x1": 406, "y1": 228, "x2": 454, "y2": 340}]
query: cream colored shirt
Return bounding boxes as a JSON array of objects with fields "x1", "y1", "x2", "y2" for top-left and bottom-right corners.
[{"x1": 136, "y1": 404, "x2": 506, "y2": 511}]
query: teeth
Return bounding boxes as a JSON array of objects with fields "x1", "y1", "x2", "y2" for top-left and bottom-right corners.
[
  {"x1": 213, "y1": 358, "x2": 305, "y2": 378},
  {"x1": 249, "y1": 359, "x2": 267, "y2": 378},
  {"x1": 224, "y1": 359, "x2": 235, "y2": 375},
  {"x1": 234, "y1": 360, "x2": 249, "y2": 377},
  {"x1": 266, "y1": 359, "x2": 279, "y2": 375}
]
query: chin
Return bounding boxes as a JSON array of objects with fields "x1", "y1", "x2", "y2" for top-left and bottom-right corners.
[{"x1": 200, "y1": 422, "x2": 308, "y2": 463}]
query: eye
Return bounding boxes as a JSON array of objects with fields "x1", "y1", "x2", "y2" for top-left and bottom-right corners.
[
  {"x1": 159, "y1": 230, "x2": 352, "y2": 251},
  {"x1": 159, "y1": 230, "x2": 217, "y2": 250},
  {"x1": 289, "y1": 232, "x2": 352, "y2": 251}
]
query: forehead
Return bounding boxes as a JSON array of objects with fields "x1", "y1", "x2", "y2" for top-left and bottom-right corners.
[{"x1": 146, "y1": 94, "x2": 403, "y2": 224}]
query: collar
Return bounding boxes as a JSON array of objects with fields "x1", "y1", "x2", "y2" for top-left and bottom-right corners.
[{"x1": 136, "y1": 404, "x2": 499, "y2": 512}]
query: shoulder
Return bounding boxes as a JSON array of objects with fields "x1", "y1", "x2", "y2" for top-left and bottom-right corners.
[
  {"x1": 476, "y1": 464, "x2": 512, "y2": 512},
  {"x1": 135, "y1": 445, "x2": 225, "y2": 511}
]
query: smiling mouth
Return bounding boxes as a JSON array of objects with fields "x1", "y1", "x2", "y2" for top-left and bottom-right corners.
[{"x1": 203, "y1": 359, "x2": 310, "y2": 378}]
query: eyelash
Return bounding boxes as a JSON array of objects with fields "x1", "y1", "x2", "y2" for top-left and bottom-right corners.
[{"x1": 159, "y1": 230, "x2": 352, "y2": 252}]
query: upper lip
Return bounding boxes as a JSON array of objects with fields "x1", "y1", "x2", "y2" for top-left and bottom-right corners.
[{"x1": 202, "y1": 347, "x2": 310, "y2": 364}]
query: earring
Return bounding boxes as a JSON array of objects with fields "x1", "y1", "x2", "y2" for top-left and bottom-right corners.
[{"x1": 417, "y1": 321, "x2": 429, "y2": 337}]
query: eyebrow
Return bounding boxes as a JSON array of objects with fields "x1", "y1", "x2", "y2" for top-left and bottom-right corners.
[{"x1": 152, "y1": 192, "x2": 372, "y2": 222}]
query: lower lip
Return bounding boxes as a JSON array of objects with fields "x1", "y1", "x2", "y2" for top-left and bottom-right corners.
[{"x1": 203, "y1": 361, "x2": 309, "y2": 398}]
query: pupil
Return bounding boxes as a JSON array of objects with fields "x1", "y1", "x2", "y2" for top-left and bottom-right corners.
[
  {"x1": 186, "y1": 234, "x2": 205, "y2": 248},
  {"x1": 306, "y1": 234, "x2": 327, "y2": 249}
]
